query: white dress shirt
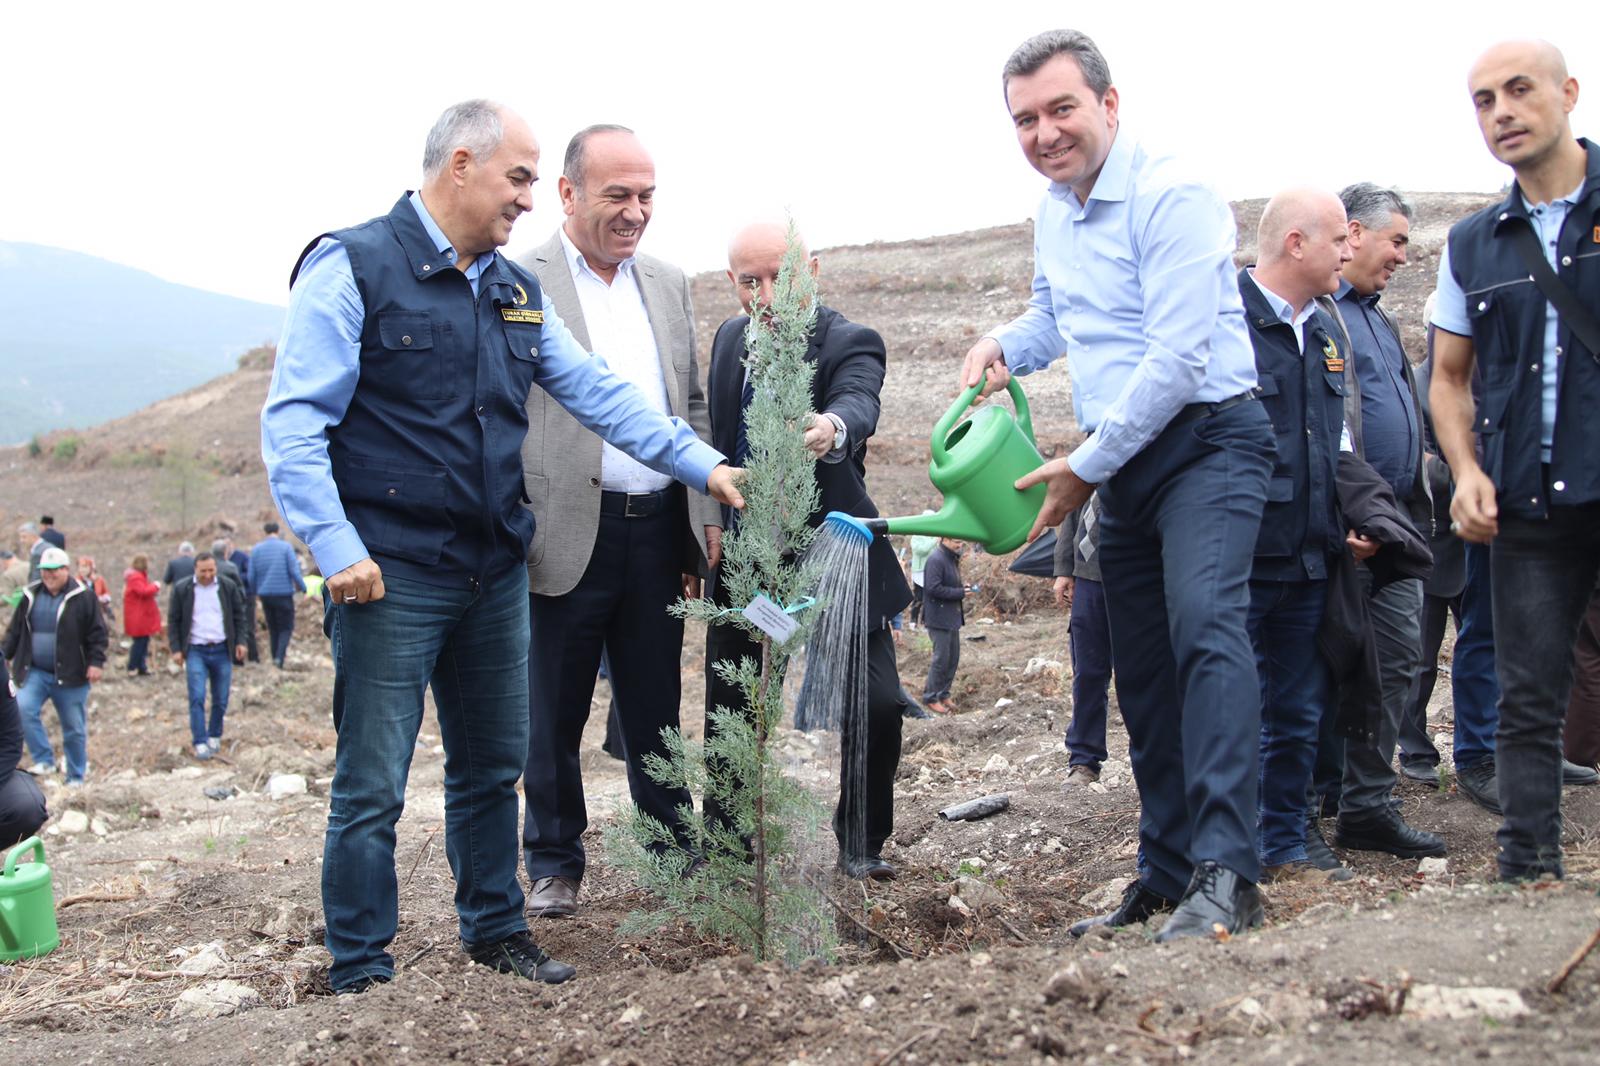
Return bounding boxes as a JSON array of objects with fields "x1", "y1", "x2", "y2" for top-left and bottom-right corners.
[
  {"x1": 559, "y1": 229, "x2": 673, "y2": 492},
  {"x1": 190, "y1": 581, "x2": 226, "y2": 645}
]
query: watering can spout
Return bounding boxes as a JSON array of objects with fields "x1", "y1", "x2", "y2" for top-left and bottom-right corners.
[{"x1": 881, "y1": 501, "x2": 987, "y2": 543}]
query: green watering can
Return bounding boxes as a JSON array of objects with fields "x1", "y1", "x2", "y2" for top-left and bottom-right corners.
[
  {"x1": 0, "y1": 837, "x2": 60, "y2": 961},
  {"x1": 827, "y1": 377, "x2": 1046, "y2": 554}
]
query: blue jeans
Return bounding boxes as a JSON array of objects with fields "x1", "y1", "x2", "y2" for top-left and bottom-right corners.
[
  {"x1": 1400, "y1": 542, "x2": 1499, "y2": 771},
  {"x1": 126, "y1": 635, "x2": 150, "y2": 674},
  {"x1": 1097, "y1": 400, "x2": 1273, "y2": 897},
  {"x1": 1066, "y1": 576, "x2": 1111, "y2": 769},
  {"x1": 1249, "y1": 578, "x2": 1332, "y2": 867},
  {"x1": 17, "y1": 670, "x2": 90, "y2": 782},
  {"x1": 1490, "y1": 505, "x2": 1600, "y2": 879},
  {"x1": 185, "y1": 643, "x2": 232, "y2": 746},
  {"x1": 320, "y1": 569, "x2": 531, "y2": 990}
]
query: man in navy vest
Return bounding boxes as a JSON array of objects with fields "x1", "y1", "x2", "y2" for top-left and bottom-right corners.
[
  {"x1": 262, "y1": 99, "x2": 743, "y2": 993},
  {"x1": 1240, "y1": 188, "x2": 1365, "y2": 886},
  {"x1": 1431, "y1": 40, "x2": 1600, "y2": 881}
]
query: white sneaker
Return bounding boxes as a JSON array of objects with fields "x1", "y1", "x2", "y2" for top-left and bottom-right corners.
[
  {"x1": 65, "y1": 779, "x2": 85, "y2": 790},
  {"x1": 24, "y1": 761, "x2": 56, "y2": 777},
  {"x1": 206, "y1": 738, "x2": 222, "y2": 754},
  {"x1": 194, "y1": 743, "x2": 213, "y2": 760}
]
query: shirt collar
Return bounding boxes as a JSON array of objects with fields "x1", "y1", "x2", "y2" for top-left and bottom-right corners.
[
  {"x1": 1519, "y1": 175, "x2": 1586, "y2": 214},
  {"x1": 408, "y1": 191, "x2": 488, "y2": 281},
  {"x1": 558, "y1": 226, "x2": 635, "y2": 284},
  {"x1": 1246, "y1": 269, "x2": 1315, "y2": 329},
  {"x1": 1048, "y1": 127, "x2": 1133, "y2": 206},
  {"x1": 1334, "y1": 277, "x2": 1380, "y2": 309}
]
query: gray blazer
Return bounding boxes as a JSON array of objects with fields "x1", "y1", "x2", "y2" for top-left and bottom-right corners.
[{"x1": 516, "y1": 231, "x2": 720, "y2": 596}]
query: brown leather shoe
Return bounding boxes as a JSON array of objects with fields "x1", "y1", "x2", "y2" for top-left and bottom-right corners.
[
  {"x1": 527, "y1": 875, "x2": 579, "y2": 918},
  {"x1": 1263, "y1": 859, "x2": 1352, "y2": 884}
]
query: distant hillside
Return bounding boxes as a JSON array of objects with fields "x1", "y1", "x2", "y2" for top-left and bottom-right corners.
[{"x1": 0, "y1": 241, "x2": 285, "y2": 444}]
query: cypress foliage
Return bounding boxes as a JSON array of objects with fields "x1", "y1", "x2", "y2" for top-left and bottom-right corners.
[{"x1": 606, "y1": 224, "x2": 837, "y2": 963}]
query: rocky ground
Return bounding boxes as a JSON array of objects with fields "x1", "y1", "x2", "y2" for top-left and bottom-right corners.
[{"x1": 4, "y1": 598, "x2": 1599, "y2": 1065}]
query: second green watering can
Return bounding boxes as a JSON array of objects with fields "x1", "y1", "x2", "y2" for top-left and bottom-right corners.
[
  {"x1": 0, "y1": 836, "x2": 59, "y2": 962},
  {"x1": 828, "y1": 377, "x2": 1046, "y2": 555}
]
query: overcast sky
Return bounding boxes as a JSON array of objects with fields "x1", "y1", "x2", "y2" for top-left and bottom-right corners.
[{"x1": 3, "y1": 2, "x2": 1592, "y2": 307}]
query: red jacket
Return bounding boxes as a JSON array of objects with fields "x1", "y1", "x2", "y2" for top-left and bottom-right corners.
[{"x1": 122, "y1": 568, "x2": 162, "y2": 637}]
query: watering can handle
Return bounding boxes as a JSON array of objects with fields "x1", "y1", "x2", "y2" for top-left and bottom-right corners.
[
  {"x1": 931, "y1": 377, "x2": 1036, "y2": 466},
  {"x1": 3, "y1": 836, "x2": 44, "y2": 878}
]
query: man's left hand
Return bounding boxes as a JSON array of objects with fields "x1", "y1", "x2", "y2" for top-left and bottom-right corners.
[
  {"x1": 86, "y1": 665, "x2": 103, "y2": 683},
  {"x1": 234, "y1": 644, "x2": 247, "y2": 664},
  {"x1": 1346, "y1": 530, "x2": 1378, "y2": 561},
  {"x1": 707, "y1": 464, "x2": 745, "y2": 510},
  {"x1": 802, "y1": 413, "x2": 834, "y2": 458},
  {"x1": 1015, "y1": 458, "x2": 1096, "y2": 543}
]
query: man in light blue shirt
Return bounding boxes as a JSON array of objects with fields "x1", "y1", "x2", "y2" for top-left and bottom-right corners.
[
  {"x1": 261, "y1": 99, "x2": 743, "y2": 994},
  {"x1": 962, "y1": 30, "x2": 1274, "y2": 940}
]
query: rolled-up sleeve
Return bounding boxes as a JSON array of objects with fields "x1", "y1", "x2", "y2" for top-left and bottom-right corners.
[
  {"x1": 260, "y1": 240, "x2": 370, "y2": 578},
  {"x1": 533, "y1": 290, "x2": 725, "y2": 491}
]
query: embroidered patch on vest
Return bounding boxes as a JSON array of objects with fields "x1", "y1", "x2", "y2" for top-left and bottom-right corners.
[{"x1": 1322, "y1": 336, "x2": 1344, "y2": 373}]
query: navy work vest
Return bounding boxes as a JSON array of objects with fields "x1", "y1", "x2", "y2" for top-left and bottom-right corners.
[
  {"x1": 1239, "y1": 270, "x2": 1346, "y2": 581},
  {"x1": 1445, "y1": 138, "x2": 1600, "y2": 518},
  {"x1": 290, "y1": 194, "x2": 547, "y2": 587}
]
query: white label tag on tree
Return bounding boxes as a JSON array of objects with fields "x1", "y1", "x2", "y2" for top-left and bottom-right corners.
[{"x1": 742, "y1": 594, "x2": 799, "y2": 643}]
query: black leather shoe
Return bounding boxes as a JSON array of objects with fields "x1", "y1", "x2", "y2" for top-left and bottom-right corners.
[
  {"x1": 1154, "y1": 861, "x2": 1264, "y2": 942},
  {"x1": 1456, "y1": 759, "x2": 1501, "y2": 815},
  {"x1": 1158, "y1": 857, "x2": 1267, "y2": 941},
  {"x1": 1563, "y1": 759, "x2": 1600, "y2": 786},
  {"x1": 1304, "y1": 818, "x2": 1344, "y2": 872},
  {"x1": 838, "y1": 854, "x2": 896, "y2": 881},
  {"x1": 1334, "y1": 808, "x2": 1447, "y2": 858},
  {"x1": 1067, "y1": 879, "x2": 1177, "y2": 938},
  {"x1": 464, "y1": 930, "x2": 576, "y2": 984},
  {"x1": 334, "y1": 973, "x2": 391, "y2": 995},
  {"x1": 1400, "y1": 759, "x2": 1440, "y2": 784}
]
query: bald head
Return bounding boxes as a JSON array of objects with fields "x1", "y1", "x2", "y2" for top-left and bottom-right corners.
[
  {"x1": 726, "y1": 221, "x2": 818, "y2": 318},
  {"x1": 1470, "y1": 39, "x2": 1569, "y2": 90},
  {"x1": 1467, "y1": 39, "x2": 1581, "y2": 177},
  {"x1": 1252, "y1": 187, "x2": 1350, "y2": 309}
]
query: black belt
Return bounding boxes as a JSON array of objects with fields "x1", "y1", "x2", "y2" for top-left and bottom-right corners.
[
  {"x1": 1170, "y1": 388, "x2": 1261, "y2": 427},
  {"x1": 190, "y1": 641, "x2": 226, "y2": 649},
  {"x1": 600, "y1": 488, "x2": 677, "y2": 518}
]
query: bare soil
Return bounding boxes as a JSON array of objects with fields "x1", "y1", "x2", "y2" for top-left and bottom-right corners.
[{"x1": 10, "y1": 194, "x2": 1600, "y2": 1065}]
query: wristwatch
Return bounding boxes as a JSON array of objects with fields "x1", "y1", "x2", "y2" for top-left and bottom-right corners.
[{"x1": 824, "y1": 412, "x2": 847, "y2": 453}]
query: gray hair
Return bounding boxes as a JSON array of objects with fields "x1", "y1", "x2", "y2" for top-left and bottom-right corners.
[
  {"x1": 563, "y1": 124, "x2": 635, "y2": 190},
  {"x1": 422, "y1": 100, "x2": 505, "y2": 178},
  {"x1": 1002, "y1": 29, "x2": 1113, "y2": 99},
  {"x1": 18, "y1": 523, "x2": 37, "y2": 536},
  {"x1": 1339, "y1": 183, "x2": 1414, "y2": 231},
  {"x1": 178, "y1": 541, "x2": 195, "y2": 555},
  {"x1": 210, "y1": 539, "x2": 229, "y2": 559}
]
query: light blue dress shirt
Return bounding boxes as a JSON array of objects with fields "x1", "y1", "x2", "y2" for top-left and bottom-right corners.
[
  {"x1": 1431, "y1": 181, "x2": 1584, "y2": 460},
  {"x1": 262, "y1": 193, "x2": 723, "y2": 578},
  {"x1": 989, "y1": 131, "x2": 1258, "y2": 485}
]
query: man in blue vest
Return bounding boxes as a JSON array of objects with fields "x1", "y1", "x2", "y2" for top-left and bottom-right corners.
[
  {"x1": 1240, "y1": 188, "x2": 1364, "y2": 885},
  {"x1": 1431, "y1": 39, "x2": 1600, "y2": 881},
  {"x1": 262, "y1": 99, "x2": 743, "y2": 993}
]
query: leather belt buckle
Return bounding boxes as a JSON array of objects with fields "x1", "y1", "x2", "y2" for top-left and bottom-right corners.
[{"x1": 624, "y1": 492, "x2": 653, "y2": 518}]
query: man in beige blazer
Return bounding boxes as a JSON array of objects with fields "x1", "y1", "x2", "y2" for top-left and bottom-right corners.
[{"x1": 517, "y1": 125, "x2": 720, "y2": 918}]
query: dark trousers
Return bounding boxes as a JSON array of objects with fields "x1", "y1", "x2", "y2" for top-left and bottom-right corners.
[
  {"x1": 243, "y1": 594, "x2": 260, "y2": 663},
  {"x1": 1066, "y1": 576, "x2": 1111, "y2": 769},
  {"x1": 125, "y1": 635, "x2": 150, "y2": 674},
  {"x1": 705, "y1": 612, "x2": 904, "y2": 858},
  {"x1": 1400, "y1": 543, "x2": 1499, "y2": 771},
  {"x1": 1096, "y1": 400, "x2": 1273, "y2": 898},
  {"x1": 1490, "y1": 505, "x2": 1600, "y2": 879},
  {"x1": 1339, "y1": 573, "x2": 1424, "y2": 817},
  {"x1": 1566, "y1": 584, "x2": 1600, "y2": 766},
  {"x1": 0, "y1": 771, "x2": 48, "y2": 850},
  {"x1": 259, "y1": 594, "x2": 297, "y2": 667},
  {"x1": 909, "y1": 583, "x2": 924, "y2": 626},
  {"x1": 1249, "y1": 578, "x2": 1332, "y2": 867},
  {"x1": 524, "y1": 502, "x2": 693, "y2": 882},
  {"x1": 922, "y1": 627, "x2": 960, "y2": 703}
]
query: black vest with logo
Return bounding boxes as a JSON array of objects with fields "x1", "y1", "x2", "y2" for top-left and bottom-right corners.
[
  {"x1": 1445, "y1": 139, "x2": 1600, "y2": 518},
  {"x1": 290, "y1": 194, "x2": 547, "y2": 587},
  {"x1": 1239, "y1": 269, "x2": 1347, "y2": 581}
]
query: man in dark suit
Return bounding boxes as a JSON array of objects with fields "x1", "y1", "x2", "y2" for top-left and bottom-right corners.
[{"x1": 704, "y1": 221, "x2": 912, "y2": 880}]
